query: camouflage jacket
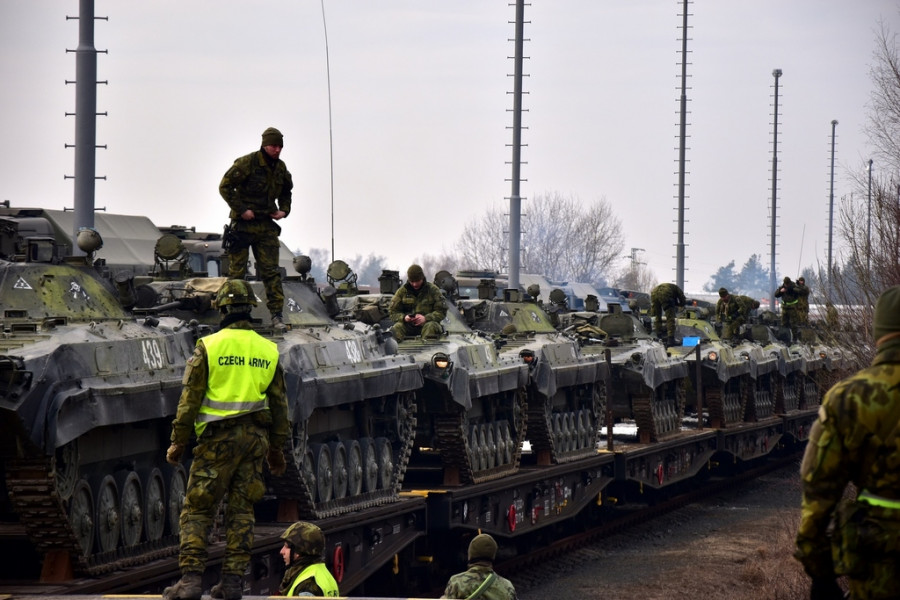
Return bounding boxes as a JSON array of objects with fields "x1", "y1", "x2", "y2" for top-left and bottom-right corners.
[
  {"x1": 774, "y1": 282, "x2": 800, "y2": 305},
  {"x1": 795, "y1": 340, "x2": 900, "y2": 578},
  {"x1": 389, "y1": 281, "x2": 447, "y2": 325},
  {"x1": 219, "y1": 149, "x2": 293, "y2": 220},
  {"x1": 170, "y1": 320, "x2": 289, "y2": 449},
  {"x1": 733, "y1": 295, "x2": 757, "y2": 319},
  {"x1": 796, "y1": 283, "x2": 810, "y2": 312},
  {"x1": 442, "y1": 563, "x2": 517, "y2": 600},
  {"x1": 715, "y1": 296, "x2": 735, "y2": 323},
  {"x1": 650, "y1": 283, "x2": 686, "y2": 308}
]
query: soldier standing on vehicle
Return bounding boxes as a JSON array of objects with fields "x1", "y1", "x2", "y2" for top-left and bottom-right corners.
[
  {"x1": 796, "y1": 276, "x2": 811, "y2": 325},
  {"x1": 163, "y1": 279, "x2": 289, "y2": 600},
  {"x1": 650, "y1": 282, "x2": 686, "y2": 347},
  {"x1": 389, "y1": 264, "x2": 447, "y2": 341},
  {"x1": 220, "y1": 127, "x2": 293, "y2": 331},
  {"x1": 441, "y1": 533, "x2": 517, "y2": 600},
  {"x1": 774, "y1": 276, "x2": 801, "y2": 336},
  {"x1": 795, "y1": 285, "x2": 900, "y2": 600},
  {"x1": 278, "y1": 522, "x2": 339, "y2": 597}
]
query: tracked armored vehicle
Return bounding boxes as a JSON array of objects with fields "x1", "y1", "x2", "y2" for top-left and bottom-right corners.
[
  {"x1": 453, "y1": 278, "x2": 606, "y2": 465},
  {"x1": 0, "y1": 215, "x2": 208, "y2": 577},
  {"x1": 127, "y1": 246, "x2": 425, "y2": 519},
  {"x1": 333, "y1": 266, "x2": 530, "y2": 486},
  {"x1": 555, "y1": 297, "x2": 689, "y2": 443}
]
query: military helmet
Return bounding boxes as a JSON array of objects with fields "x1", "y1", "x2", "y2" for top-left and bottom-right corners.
[
  {"x1": 468, "y1": 533, "x2": 498, "y2": 562},
  {"x1": 281, "y1": 521, "x2": 325, "y2": 557},
  {"x1": 216, "y1": 279, "x2": 258, "y2": 308},
  {"x1": 783, "y1": 276, "x2": 792, "y2": 285},
  {"x1": 526, "y1": 283, "x2": 541, "y2": 298},
  {"x1": 718, "y1": 287, "x2": 728, "y2": 298}
]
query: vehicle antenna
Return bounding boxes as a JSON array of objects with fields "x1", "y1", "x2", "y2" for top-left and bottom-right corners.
[
  {"x1": 797, "y1": 223, "x2": 805, "y2": 276},
  {"x1": 320, "y1": 0, "x2": 335, "y2": 263}
]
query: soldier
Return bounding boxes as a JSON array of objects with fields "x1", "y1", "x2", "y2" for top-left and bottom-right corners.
[
  {"x1": 774, "y1": 276, "x2": 801, "y2": 336},
  {"x1": 278, "y1": 522, "x2": 339, "y2": 597},
  {"x1": 650, "y1": 282, "x2": 686, "y2": 346},
  {"x1": 796, "y1": 276, "x2": 811, "y2": 325},
  {"x1": 163, "y1": 279, "x2": 289, "y2": 600},
  {"x1": 441, "y1": 533, "x2": 517, "y2": 600},
  {"x1": 220, "y1": 127, "x2": 293, "y2": 331},
  {"x1": 795, "y1": 285, "x2": 900, "y2": 600},
  {"x1": 389, "y1": 264, "x2": 447, "y2": 341},
  {"x1": 720, "y1": 292, "x2": 760, "y2": 341},
  {"x1": 715, "y1": 288, "x2": 733, "y2": 327}
]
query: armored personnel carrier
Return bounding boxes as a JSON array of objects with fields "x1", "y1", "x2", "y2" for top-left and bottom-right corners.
[
  {"x1": 452, "y1": 277, "x2": 606, "y2": 465},
  {"x1": 0, "y1": 214, "x2": 209, "y2": 576},
  {"x1": 126, "y1": 245, "x2": 425, "y2": 519},
  {"x1": 554, "y1": 295, "x2": 690, "y2": 443},
  {"x1": 333, "y1": 266, "x2": 530, "y2": 486}
]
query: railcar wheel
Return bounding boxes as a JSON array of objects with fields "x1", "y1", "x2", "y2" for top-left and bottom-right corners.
[
  {"x1": 312, "y1": 444, "x2": 333, "y2": 503},
  {"x1": 361, "y1": 438, "x2": 379, "y2": 493},
  {"x1": 69, "y1": 479, "x2": 94, "y2": 557},
  {"x1": 346, "y1": 440, "x2": 363, "y2": 497},
  {"x1": 96, "y1": 475, "x2": 121, "y2": 553},
  {"x1": 167, "y1": 465, "x2": 187, "y2": 536},
  {"x1": 330, "y1": 442, "x2": 349, "y2": 500},
  {"x1": 144, "y1": 468, "x2": 166, "y2": 542},
  {"x1": 119, "y1": 471, "x2": 144, "y2": 548}
]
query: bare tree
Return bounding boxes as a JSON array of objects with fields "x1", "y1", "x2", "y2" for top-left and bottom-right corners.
[
  {"x1": 455, "y1": 205, "x2": 508, "y2": 272},
  {"x1": 523, "y1": 192, "x2": 624, "y2": 283},
  {"x1": 865, "y1": 20, "x2": 900, "y2": 176}
]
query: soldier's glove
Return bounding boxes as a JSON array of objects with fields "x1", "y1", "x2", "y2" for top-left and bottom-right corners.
[
  {"x1": 267, "y1": 447, "x2": 287, "y2": 477},
  {"x1": 809, "y1": 577, "x2": 844, "y2": 600},
  {"x1": 166, "y1": 443, "x2": 185, "y2": 466}
]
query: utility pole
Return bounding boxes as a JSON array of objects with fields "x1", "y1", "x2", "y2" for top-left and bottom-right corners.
[
  {"x1": 768, "y1": 69, "x2": 782, "y2": 311},
  {"x1": 506, "y1": 0, "x2": 526, "y2": 293},
  {"x1": 867, "y1": 159, "x2": 873, "y2": 272},
  {"x1": 827, "y1": 119, "x2": 837, "y2": 296},
  {"x1": 674, "y1": 0, "x2": 692, "y2": 289}
]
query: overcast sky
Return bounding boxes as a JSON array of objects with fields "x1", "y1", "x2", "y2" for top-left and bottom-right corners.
[{"x1": 1, "y1": 1, "x2": 897, "y2": 291}]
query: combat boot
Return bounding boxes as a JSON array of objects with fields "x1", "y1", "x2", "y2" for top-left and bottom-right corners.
[
  {"x1": 666, "y1": 336, "x2": 677, "y2": 348},
  {"x1": 162, "y1": 572, "x2": 202, "y2": 600},
  {"x1": 271, "y1": 313, "x2": 287, "y2": 332},
  {"x1": 211, "y1": 573, "x2": 243, "y2": 600}
]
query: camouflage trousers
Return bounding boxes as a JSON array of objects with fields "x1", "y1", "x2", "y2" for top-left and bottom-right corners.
[
  {"x1": 834, "y1": 499, "x2": 900, "y2": 599},
  {"x1": 780, "y1": 305, "x2": 799, "y2": 332},
  {"x1": 227, "y1": 219, "x2": 284, "y2": 315},
  {"x1": 722, "y1": 317, "x2": 745, "y2": 340},
  {"x1": 650, "y1": 304, "x2": 678, "y2": 338},
  {"x1": 178, "y1": 420, "x2": 268, "y2": 576},
  {"x1": 391, "y1": 320, "x2": 443, "y2": 341}
]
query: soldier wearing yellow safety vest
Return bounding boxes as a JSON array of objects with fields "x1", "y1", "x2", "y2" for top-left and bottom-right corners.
[
  {"x1": 278, "y1": 522, "x2": 339, "y2": 596},
  {"x1": 796, "y1": 285, "x2": 900, "y2": 600},
  {"x1": 163, "y1": 279, "x2": 289, "y2": 600}
]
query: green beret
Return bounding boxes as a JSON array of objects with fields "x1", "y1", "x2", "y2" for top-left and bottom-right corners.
[
  {"x1": 261, "y1": 127, "x2": 284, "y2": 147},
  {"x1": 468, "y1": 533, "x2": 498, "y2": 562},
  {"x1": 407, "y1": 264, "x2": 425, "y2": 282},
  {"x1": 873, "y1": 285, "x2": 900, "y2": 345}
]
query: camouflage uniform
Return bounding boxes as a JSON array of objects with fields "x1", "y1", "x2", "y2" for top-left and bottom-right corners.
[
  {"x1": 720, "y1": 294, "x2": 758, "y2": 340},
  {"x1": 278, "y1": 521, "x2": 339, "y2": 597},
  {"x1": 219, "y1": 132, "x2": 293, "y2": 317},
  {"x1": 169, "y1": 320, "x2": 289, "y2": 581},
  {"x1": 442, "y1": 563, "x2": 518, "y2": 600},
  {"x1": 774, "y1": 277, "x2": 801, "y2": 334},
  {"x1": 795, "y1": 285, "x2": 900, "y2": 599},
  {"x1": 650, "y1": 283, "x2": 686, "y2": 341},
  {"x1": 442, "y1": 534, "x2": 517, "y2": 600},
  {"x1": 796, "y1": 278, "x2": 811, "y2": 325},
  {"x1": 389, "y1": 267, "x2": 447, "y2": 341}
]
